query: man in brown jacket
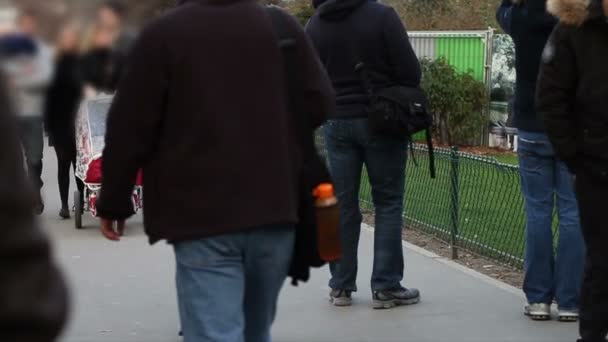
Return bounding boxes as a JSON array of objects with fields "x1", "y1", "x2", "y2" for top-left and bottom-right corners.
[
  {"x1": 96, "y1": 0, "x2": 334, "y2": 341},
  {"x1": 0, "y1": 75, "x2": 69, "y2": 341}
]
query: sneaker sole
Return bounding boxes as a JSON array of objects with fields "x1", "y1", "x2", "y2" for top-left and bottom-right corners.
[
  {"x1": 330, "y1": 297, "x2": 353, "y2": 307},
  {"x1": 373, "y1": 296, "x2": 421, "y2": 310},
  {"x1": 525, "y1": 312, "x2": 551, "y2": 321},
  {"x1": 558, "y1": 315, "x2": 579, "y2": 323}
]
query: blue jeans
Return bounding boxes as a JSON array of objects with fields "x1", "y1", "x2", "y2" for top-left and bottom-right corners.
[
  {"x1": 325, "y1": 119, "x2": 407, "y2": 292},
  {"x1": 518, "y1": 131, "x2": 585, "y2": 310},
  {"x1": 174, "y1": 225, "x2": 295, "y2": 342}
]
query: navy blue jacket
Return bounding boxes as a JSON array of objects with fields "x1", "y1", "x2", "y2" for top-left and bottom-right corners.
[
  {"x1": 306, "y1": 0, "x2": 420, "y2": 119},
  {"x1": 496, "y1": 0, "x2": 557, "y2": 132}
]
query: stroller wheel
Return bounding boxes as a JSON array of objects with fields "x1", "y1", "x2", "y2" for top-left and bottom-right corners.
[{"x1": 74, "y1": 190, "x2": 83, "y2": 229}]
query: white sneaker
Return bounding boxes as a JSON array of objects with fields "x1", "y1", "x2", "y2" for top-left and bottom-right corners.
[
  {"x1": 524, "y1": 303, "x2": 551, "y2": 321},
  {"x1": 558, "y1": 308, "x2": 579, "y2": 322}
]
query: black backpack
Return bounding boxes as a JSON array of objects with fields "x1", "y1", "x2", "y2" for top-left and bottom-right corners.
[{"x1": 356, "y1": 63, "x2": 436, "y2": 178}]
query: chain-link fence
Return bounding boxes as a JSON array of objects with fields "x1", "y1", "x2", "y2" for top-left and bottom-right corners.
[
  {"x1": 395, "y1": 145, "x2": 527, "y2": 268},
  {"x1": 317, "y1": 132, "x2": 529, "y2": 269}
]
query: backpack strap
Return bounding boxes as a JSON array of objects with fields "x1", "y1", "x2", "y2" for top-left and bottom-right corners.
[
  {"x1": 427, "y1": 128, "x2": 436, "y2": 178},
  {"x1": 266, "y1": 6, "x2": 300, "y2": 125}
]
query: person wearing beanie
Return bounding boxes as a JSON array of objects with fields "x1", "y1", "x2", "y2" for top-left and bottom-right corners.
[
  {"x1": 537, "y1": 0, "x2": 608, "y2": 340},
  {"x1": 306, "y1": 0, "x2": 422, "y2": 309},
  {"x1": 497, "y1": 0, "x2": 585, "y2": 322}
]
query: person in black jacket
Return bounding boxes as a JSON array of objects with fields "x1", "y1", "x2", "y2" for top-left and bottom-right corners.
[
  {"x1": 497, "y1": 0, "x2": 585, "y2": 322},
  {"x1": 81, "y1": 1, "x2": 130, "y2": 93},
  {"x1": 306, "y1": 0, "x2": 421, "y2": 309},
  {"x1": 0, "y1": 72, "x2": 69, "y2": 342},
  {"x1": 537, "y1": 0, "x2": 608, "y2": 340},
  {"x1": 45, "y1": 23, "x2": 85, "y2": 219}
]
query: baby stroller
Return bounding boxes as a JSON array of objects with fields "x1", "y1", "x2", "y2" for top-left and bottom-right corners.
[{"x1": 74, "y1": 94, "x2": 143, "y2": 229}]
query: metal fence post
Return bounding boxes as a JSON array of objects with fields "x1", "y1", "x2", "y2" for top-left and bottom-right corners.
[{"x1": 449, "y1": 146, "x2": 460, "y2": 260}]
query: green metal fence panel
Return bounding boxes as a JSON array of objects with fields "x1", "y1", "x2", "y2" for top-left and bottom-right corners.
[{"x1": 436, "y1": 37, "x2": 486, "y2": 81}]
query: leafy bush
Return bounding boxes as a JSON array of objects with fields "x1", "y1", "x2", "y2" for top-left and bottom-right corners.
[
  {"x1": 285, "y1": 0, "x2": 315, "y2": 26},
  {"x1": 421, "y1": 57, "x2": 488, "y2": 146}
]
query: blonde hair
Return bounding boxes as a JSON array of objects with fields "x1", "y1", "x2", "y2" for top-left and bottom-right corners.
[{"x1": 55, "y1": 20, "x2": 83, "y2": 57}]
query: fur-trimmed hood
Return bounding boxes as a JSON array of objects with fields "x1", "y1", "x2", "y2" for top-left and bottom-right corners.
[{"x1": 547, "y1": 0, "x2": 604, "y2": 25}]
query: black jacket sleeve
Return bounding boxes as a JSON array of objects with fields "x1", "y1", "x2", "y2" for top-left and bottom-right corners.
[
  {"x1": 383, "y1": 8, "x2": 421, "y2": 87},
  {"x1": 97, "y1": 23, "x2": 168, "y2": 220},
  {"x1": 295, "y1": 18, "x2": 335, "y2": 129},
  {"x1": 496, "y1": 0, "x2": 514, "y2": 34},
  {"x1": 536, "y1": 25, "x2": 579, "y2": 169},
  {"x1": 0, "y1": 75, "x2": 69, "y2": 342}
]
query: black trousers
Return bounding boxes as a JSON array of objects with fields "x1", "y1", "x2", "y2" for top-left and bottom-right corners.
[
  {"x1": 19, "y1": 117, "x2": 44, "y2": 191},
  {"x1": 577, "y1": 173, "x2": 608, "y2": 342},
  {"x1": 54, "y1": 143, "x2": 84, "y2": 208}
]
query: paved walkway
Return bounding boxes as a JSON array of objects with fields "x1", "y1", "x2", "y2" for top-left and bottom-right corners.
[{"x1": 37, "y1": 147, "x2": 580, "y2": 342}]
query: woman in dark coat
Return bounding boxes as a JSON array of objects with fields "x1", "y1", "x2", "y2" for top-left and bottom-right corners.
[
  {"x1": 80, "y1": 21, "x2": 126, "y2": 94},
  {"x1": 44, "y1": 24, "x2": 85, "y2": 219}
]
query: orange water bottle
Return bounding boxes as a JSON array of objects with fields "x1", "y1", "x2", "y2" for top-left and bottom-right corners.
[{"x1": 313, "y1": 183, "x2": 342, "y2": 262}]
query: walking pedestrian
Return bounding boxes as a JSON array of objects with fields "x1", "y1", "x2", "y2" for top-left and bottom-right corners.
[
  {"x1": 81, "y1": 1, "x2": 130, "y2": 94},
  {"x1": 306, "y1": 0, "x2": 422, "y2": 309},
  {"x1": 44, "y1": 22, "x2": 85, "y2": 219},
  {"x1": 497, "y1": 0, "x2": 585, "y2": 321},
  {"x1": 0, "y1": 72, "x2": 69, "y2": 342},
  {"x1": 0, "y1": 9, "x2": 53, "y2": 215},
  {"x1": 96, "y1": 1, "x2": 334, "y2": 341},
  {"x1": 537, "y1": 0, "x2": 608, "y2": 339}
]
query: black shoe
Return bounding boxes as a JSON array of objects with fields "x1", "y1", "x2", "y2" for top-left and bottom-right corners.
[
  {"x1": 34, "y1": 199, "x2": 44, "y2": 215},
  {"x1": 59, "y1": 208, "x2": 70, "y2": 219},
  {"x1": 373, "y1": 287, "x2": 421, "y2": 310}
]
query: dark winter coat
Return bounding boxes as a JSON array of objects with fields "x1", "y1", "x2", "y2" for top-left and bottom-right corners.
[
  {"x1": 536, "y1": 0, "x2": 608, "y2": 178},
  {"x1": 497, "y1": 0, "x2": 558, "y2": 133},
  {"x1": 44, "y1": 53, "x2": 83, "y2": 148},
  {"x1": 96, "y1": 0, "x2": 335, "y2": 244},
  {"x1": 0, "y1": 74, "x2": 69, "y2": 342},
  {"x1": 306, "y1": 0, "x2": 421, "y2": 119},
  {"x1": 80, "y1": 48, "x2": 124, "y2": 93}
]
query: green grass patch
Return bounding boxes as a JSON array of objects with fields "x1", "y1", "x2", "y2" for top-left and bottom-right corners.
[
  {"x1": 492, "y1": 153, "x2": 518, "y2": 166},
  {"x1": 359, "y1": 147, "x2": 527, "y2": 268}
]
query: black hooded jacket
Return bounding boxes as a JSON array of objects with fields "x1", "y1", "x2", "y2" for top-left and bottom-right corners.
[
  {"x1": 306, "y1": 0, "x2": 421, "y2": 119},
  {"x1": 537, "y1": 0, "x2": 608, "y2": 178}
]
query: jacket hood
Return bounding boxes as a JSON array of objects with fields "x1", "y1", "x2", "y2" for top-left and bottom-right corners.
[
  {"x1": 317, "y1": 0, "x2": 369, "y2": 21},
  {"x1": 547, "y1": 0, "x2": 604, "y2": 25},
  {"x1": 512, "y1": 0, "x2": 550, "y2": 10}
]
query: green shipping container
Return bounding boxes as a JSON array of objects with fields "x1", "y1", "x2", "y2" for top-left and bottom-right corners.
[
  {"x1": 408, "y1": 31, "x2": 494, "y2": 142},
  {"x1": 409, "y1": 31, "x2": 494, "y2": 86}
]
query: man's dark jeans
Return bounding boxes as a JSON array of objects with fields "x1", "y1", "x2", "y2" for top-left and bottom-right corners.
[
  {"x1": 324, "y1": 118, "x2": 408, "y2": 292},
  {"x1": 576, "y1": 172, "x2": 608, "y2": 342},
  {"x1": 18, "y1": 117, "x2": 44, "y2": 190}
]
